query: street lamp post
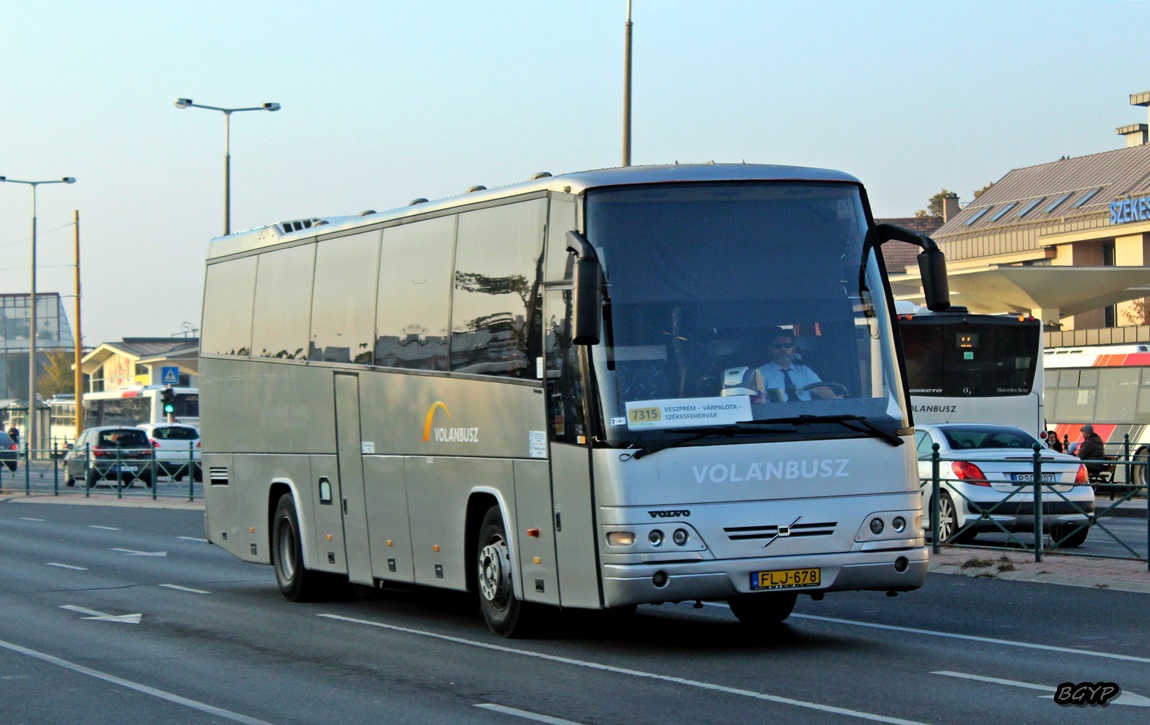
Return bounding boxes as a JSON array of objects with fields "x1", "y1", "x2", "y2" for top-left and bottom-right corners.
[
  {"x1": 174, "y1": 98, "x2": 281, "y2": 235},
  {"x1": 0, "y1": 175, "x2": 76, "y2": 456}
]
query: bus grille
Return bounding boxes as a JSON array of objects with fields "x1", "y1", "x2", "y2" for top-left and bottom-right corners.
[{"x1": 724, "y1": 521, "x2": 837, "y2": 541}]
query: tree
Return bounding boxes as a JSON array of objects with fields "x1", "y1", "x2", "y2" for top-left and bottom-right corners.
[
  {"x1": 1121, "y1": 298, "x2": 1150, "y2": 326},
  {"x1": 972, "y1": 181, "x2": 995, "y2": 199},
  {"x1": 916, "y1": 188, "x2": 956, "y2": 218},
  {"x1": 37, "y1": 349, "x2": 77, "y2": 399}
]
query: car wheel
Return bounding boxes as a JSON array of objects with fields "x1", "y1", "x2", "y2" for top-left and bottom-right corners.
[
  {"x1": 728, "y1": 593, "x2": 798, "y2": 626},
  {"x1": 1054, "y1": 523, "x2": 1089, "y2": 548},
  {"x1": 193, "y1": 464, "x2": 203, "y2": 483},
  {"x1": 937, "y1": 491, "x2": 975, "y2": 543},
  {"x1": 85, "y1": 468, "x2": 97, "y2": 488},
  {"x1": 477, "y1": 504, "x2": 539, "y2": 637}
]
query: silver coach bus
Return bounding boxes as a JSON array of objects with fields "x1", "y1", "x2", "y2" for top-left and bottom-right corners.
[{"x1": 200, "y1": 164, "x2": 951, "y2": 636}]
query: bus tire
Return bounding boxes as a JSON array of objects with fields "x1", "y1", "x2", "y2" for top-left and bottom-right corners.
[
  {"x1": 728, "y1": 592, "x2": 798, "y2": 626},
  {"x1": 272, "y1": 493, "x2": 329, "y2": 603},
  {"x1": 1132, "y1": 447, "x2": 1149, "y2": 490},
  {"x1": 477, "y1": 504, "x2": 535, "y2": 637}
]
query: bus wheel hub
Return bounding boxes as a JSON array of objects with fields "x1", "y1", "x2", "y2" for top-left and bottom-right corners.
[{"x1": 478, "y1": 541, "x2": 510, "y2": 602}]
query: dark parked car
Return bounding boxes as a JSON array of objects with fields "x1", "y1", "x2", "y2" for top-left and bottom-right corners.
[
  {"x1": 0, "y1": 430, "x2": 16, "y2": 472},
  {"x1": 64, "y1": 427, "x2": 154, "y2": 488}
]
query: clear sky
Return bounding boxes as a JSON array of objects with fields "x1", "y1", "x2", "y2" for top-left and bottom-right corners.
[{"x1": 3, "y1": 0, "x2": 1150, "y2": 345}]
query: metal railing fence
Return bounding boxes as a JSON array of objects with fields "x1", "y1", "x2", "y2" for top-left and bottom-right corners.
[{"x1": 0, "y1": 442, "x2": 200, "y2": 501}]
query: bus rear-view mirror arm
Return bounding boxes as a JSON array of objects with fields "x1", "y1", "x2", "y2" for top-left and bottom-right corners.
[
  {"x1": 566, "y1": 231, "x2": 604, "y2": 345},
  {"x1": 875, "y1": 223, "x2": 951, "y2": 312}
]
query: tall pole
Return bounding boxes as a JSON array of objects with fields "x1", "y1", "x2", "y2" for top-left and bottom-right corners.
[
  {"x1": 224, "y1": 111, "x2": 232, "y2": 235},
  {"x1": 174, "y1": 99, "x2": 280, "y2": 237},
  {"x1": 623, "y1": 0, "x2": 633, "y2": 167},
  {"x1": 73, "y1": 210, "x2": 83, "y2": 440},
  {"x1": 29, "y1": 184, "x2": 37, "y2": 453},
  {"x1": 0, "y1": 176, "x2": 76, "y2": 457}
]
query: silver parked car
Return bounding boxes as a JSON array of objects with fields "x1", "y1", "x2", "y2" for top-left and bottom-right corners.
[
  {"x1": 64, "y1": 426, "x2": 154, "y2": 488},
  {"x1": 915, "y1": 423, "x2": 1094, "y2": 547}
]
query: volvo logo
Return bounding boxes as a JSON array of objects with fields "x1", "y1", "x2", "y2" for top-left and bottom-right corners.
[
  {"x1": 763, "y1": 516, "x2": 802, "y2": 548},
  {"x1": 648, "y1": 509, "x2": 691, "y2": 518}
]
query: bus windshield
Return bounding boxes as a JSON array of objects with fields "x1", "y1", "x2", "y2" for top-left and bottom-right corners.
[
  {"x1": 584, "y1": 181, "x2": 903, "y2": 445},
  {"x1": 900, "y1": 316, "x2": 1040, "y2": 397}
]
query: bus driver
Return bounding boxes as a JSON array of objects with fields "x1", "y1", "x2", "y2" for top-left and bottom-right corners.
[{"x1": 752, "y1": 328, "x2": 839, "y2": 402}]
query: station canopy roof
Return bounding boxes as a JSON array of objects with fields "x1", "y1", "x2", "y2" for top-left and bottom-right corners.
[{"x1": 888, "y1": 265, "x2": 1150, "y2": 321}]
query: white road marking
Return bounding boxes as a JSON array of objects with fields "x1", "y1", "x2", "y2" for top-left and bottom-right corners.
[
  {"x1": 60, "y1": 605, "x2": 142, "y2": 624},
  {"x1": 46, "y1": 563, "x2": 87, "y2": 571},
  {"x1": 700, "y1": 603, "x2": 1150, "y2": 665},
  {"x1": 177, "y1": 536, "x2": 208, "y2": 543},
  {"x1": 112, "y1": 548, "x2": 167, "y2": 557},
  {"x1": 159, "y1": 584, "x2": 210, "y2": 595},
  {"x1": 320, "y1": 614, "x2": 924, "y2": 724},
  {"x1": 89, "y1": 525, "x2": 120, "y2": 531},
  {"x1": 933, "y1": 671, "x2": 1150, "y2": 707},
  {"x1": 19, "y1": 517, "x2": 45, "y2": 522},
  {"x1": 0, "y1": 636, "x2": 273, "y2": 724},
  {"x1": 475, "y1": 703, "x2": 584, "y2": 724},
  {"x1": 790, "y1": 612, "x2": 1150, "y2": 665}
]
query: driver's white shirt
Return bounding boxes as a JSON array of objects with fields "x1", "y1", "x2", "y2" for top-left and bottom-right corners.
[{"x1": 754, "y1": 361, "x2": 822, "y2": 401}]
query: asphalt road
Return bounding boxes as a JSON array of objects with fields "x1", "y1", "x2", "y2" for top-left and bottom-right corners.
[{"x1": 1, "y1": 501, "x2": 1148, "y2": 724}]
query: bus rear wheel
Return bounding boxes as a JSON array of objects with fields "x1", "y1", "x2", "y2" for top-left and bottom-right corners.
[
  {"x1": 477, "y1": 505, "x2": 536, "y2": 637},
  {"x1": 272, "y1": 493, "x2": 351, "y2": 602},
  {"x1": 728, "y1": 592, "x2": 798, "y2": 626}
]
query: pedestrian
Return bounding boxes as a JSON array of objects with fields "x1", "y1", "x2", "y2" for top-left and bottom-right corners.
[
  {"x1": 1076, "y1": 424, "x2": 1106, "y2": 478},
  {"x1": 6, "y1": 425, "x2": 18, "y2": 447},
  {"x1": 1046, "y1": 430, "x2": 1063, "y2": 453}
]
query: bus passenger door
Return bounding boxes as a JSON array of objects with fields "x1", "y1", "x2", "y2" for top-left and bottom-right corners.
[{"x1": 334, "y1": 373, "x2": 373, "y2": 584}]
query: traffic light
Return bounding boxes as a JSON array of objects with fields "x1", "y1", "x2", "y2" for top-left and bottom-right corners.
[{"x1": 161, "y1": 387, "x2": 176, "y2": 416}]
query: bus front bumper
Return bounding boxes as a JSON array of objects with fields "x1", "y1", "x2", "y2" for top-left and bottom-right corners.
[{"x1": 600, "y1": 547, "x2": 929, "y2": 607}]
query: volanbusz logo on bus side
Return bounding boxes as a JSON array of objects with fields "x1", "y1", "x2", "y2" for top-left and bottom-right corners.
[{"x1": 422, "y1": 401, "x2": 480, "y2": 444}]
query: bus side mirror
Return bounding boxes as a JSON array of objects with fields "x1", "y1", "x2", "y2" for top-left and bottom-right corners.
[
  {"x1": 875, "y1": 223, "x2": 951, "y2": 312},
  {"x1": 567, "y1": 231, "x2": 603, "y2": 345},
  {"x1": 916, "y1": 248, "x2": 951, "y2": 312}
]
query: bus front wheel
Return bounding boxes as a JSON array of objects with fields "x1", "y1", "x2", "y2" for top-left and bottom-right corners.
[
  {"x1": 477, "y1": 505, "x2": 536, "y2": 637},
  {"x1": 272, "y1": 493, "x2": 349, "y2": 602}
]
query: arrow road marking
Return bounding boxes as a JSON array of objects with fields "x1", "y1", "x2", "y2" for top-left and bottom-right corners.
[
  {"x1": 933, "y1": 671, "x2": 1150, "y2": 707},
  {"x1": 61, "y1": 605, "x2": 142, "y2": 624},
  {"x1": 112, "y1": 548, "x2": 167, "y2": 557}
]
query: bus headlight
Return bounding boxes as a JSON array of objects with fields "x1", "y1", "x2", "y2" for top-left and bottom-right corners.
[
  {"x1": 607, "y1": 531, "x2": 635, "y2": 547},
  {"x1": 892, "y1": 516, "x2": 906, "y2": 533},
  {"x1": 672, "y1": 528, "x2": 689, "y2": 546},
  {"x1": 648, "y1": 529, "x2": 664, "y2": 546},
  {"x1": 869, "y1": 518, "x2": 885, "y2": 535}
]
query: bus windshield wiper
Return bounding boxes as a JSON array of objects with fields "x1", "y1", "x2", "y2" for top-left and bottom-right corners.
[
  {"x1": 623, "y1": 426, "x2": 757, "y2": 461},
  {"x1": 747, "y1": 414, "x2": 904, "y2": 447}
]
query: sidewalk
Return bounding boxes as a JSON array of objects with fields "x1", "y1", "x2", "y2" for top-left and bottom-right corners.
[
  {"x1": 0, "y1": 490, "x2": 203, "y2": 511},
  {"x1": 928, "y1": 546, "x2": 1150, "y2": 594}
]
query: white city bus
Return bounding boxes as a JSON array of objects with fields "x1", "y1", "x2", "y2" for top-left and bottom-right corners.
[
  {"x1": 898, "y1": 307, "x2": 1044, "y2": 436},
  {"x1": 199, "y1": 164, "x2": 949, "y2": 636},
  {"x1": 1044, "y1": 343, "x2": 1150, "y2": 485},
  {"x1": 82, "y1": 387, "x2": 199, "y2": 428}
]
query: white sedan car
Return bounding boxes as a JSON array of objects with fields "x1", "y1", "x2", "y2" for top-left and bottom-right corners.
[
  {"x1": 137, "y1": 423, "x2": 201, "y2": 481},
  {"x1": 915, "y1": 423, "x2": 1094, "y2": 547}
]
